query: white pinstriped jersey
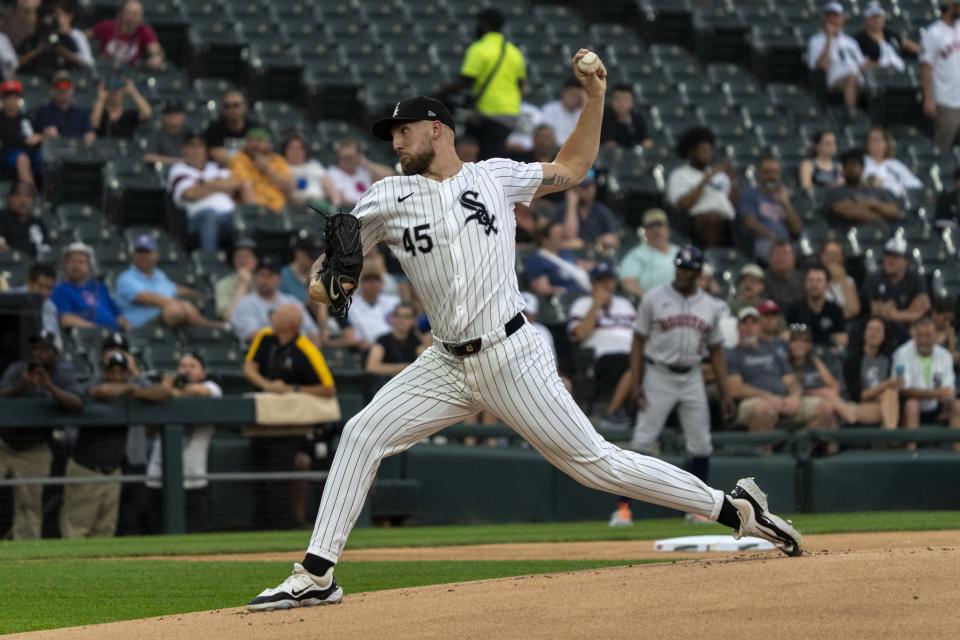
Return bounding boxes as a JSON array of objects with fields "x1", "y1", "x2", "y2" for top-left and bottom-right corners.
[
  {"x1": 351, "y1": 159, "x2": 543, "y2": 343},
  {"x1": 634, "y1": 283, "x2": 725, "y2": 368}
]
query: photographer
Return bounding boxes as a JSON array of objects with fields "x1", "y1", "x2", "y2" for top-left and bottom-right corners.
[
  {"x1": 0, "y1": 330, "x2": 83, "y2": 539},
  {"x1": 90, "y1": 76, "x2": 152, "y2": 139},
  {"x1": 16, "y1": 1, "x2": 92, "y2": 76},
  {"x1": 144, "y1": 352, "x2": 222, "y2": 533}
]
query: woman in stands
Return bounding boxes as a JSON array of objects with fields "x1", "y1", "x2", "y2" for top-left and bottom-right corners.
[
  {"x1": 799, "y1": 130, "x2": 843, "y2": 191},
  {"x1": 787, "y1": 324, "x2": 856, "y2": 426},
  {"x1": 281, "y1": 133, "x2": 341, "y2": 208},
  {"x1": 862, "y1": 126, "x2": 922, "y2": 197},
  {"x1": 842, "y1": 316, "x2": 900, "y2": 429},
  {"x1": 818, "y1": 239, "x2": 861, "y2": 319}
]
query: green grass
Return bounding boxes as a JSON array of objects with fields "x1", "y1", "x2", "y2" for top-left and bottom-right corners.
[
  {"x1": 1, "y1": 511, "x2": 958, "y2": 561},
  {"x1": 0, "y1": 558, "x2": 663, "y2": 634}
]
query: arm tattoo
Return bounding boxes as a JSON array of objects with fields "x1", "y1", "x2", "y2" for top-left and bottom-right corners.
[{"x1": 541, "y1": 174, "x2": 571, "y2": 189}]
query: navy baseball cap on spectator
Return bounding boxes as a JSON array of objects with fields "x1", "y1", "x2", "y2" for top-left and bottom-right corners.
[
  {"x1": 590, "y1": 262, "x2": 616, "y2": 280},
  {"x1": 674, "y1": 245, "x2": 704, "y2": 271},
  {"x1": 102, "y1": 332, "x2": 130, "y2": 353},
  {"x1": 372, "y1": 96, "x2": 456, "y2": 141},
  {"x1": 133, "y1": 234, "x2": 158, "y2": 252},
  {"x1": 256, "y1": 256, "x2": 282, "y2": 273}
]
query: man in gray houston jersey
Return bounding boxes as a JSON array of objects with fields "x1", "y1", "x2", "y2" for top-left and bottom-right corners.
[{"x1": 248, "y1": 51, "x2": 803, "y2": 613}]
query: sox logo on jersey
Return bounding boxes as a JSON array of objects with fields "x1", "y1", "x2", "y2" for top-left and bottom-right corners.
[{"x1": 459, "y1": 190, "x2": 497, "y2": 235}]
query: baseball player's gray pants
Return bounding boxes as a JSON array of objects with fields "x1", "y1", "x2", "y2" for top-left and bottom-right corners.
[
  {"x1": 307, "y1": 323, "x2": 725, "y2": 562},
  {"x1": 631, "y1": 365, "x2": 713, "y2": 457}
]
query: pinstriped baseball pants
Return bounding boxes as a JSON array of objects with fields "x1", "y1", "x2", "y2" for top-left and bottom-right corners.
[{"x1": 307, "y1": 323, "x2": 725, "y2": 562}]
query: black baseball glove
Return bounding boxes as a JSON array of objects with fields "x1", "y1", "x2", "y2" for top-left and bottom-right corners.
[{"x1": 312, "y1": 211, "x2": 363, "y2": 318}]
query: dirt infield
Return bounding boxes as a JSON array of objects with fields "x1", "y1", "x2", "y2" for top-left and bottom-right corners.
[{"x1": 9, "y1": 530, "x2": 959, "y2": 640}]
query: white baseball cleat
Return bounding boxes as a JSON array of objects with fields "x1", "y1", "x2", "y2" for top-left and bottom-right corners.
[
  {"x1": 247, "y1": 563, "x2": 344, "y2": 612},
  {"x1": 728, "y1": 477, "x2": 804, "y2": 557}
]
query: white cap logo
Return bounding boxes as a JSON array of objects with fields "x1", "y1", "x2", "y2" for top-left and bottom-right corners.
[
  {"x1": 428, "y1": 110, "x2": 436, "y2": 116},
  {"x1": 393, "y1": 103, "x2": 400, "y2": 117}
]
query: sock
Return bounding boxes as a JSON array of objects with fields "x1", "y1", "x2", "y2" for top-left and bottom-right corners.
[
  {"x1": 686, "y1": 456, "x2": 710, "y2": 483},
  {"x1": 302, "y1": 552, "x2": 335, "y2": 577},
  {"x1": 716, "y1": 497, "x2": 742, "y2": 530}
]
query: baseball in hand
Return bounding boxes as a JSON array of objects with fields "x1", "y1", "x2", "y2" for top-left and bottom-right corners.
[{"x1": 577, "y1": 51, "x2": 600, "y2": 74}]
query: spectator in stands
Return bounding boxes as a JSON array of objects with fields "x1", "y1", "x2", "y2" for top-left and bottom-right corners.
[
  {"x1": 618, "y1": 209, "x2": 678, "y2": 297},
  {"x1": 764, "y1": 240, "x2": 804, "y2": 311},
  {"x1": 863, "y1": 126, "x2": 922, "y2": 197},
  {"x1": 786, "y1": 324, "x2": 854, "y2": 427},
  {"x1": 514, "y1": 123, "x2": 558, "y2": 165},
  {"x1": 88, "y1": 0, "x2": 164, "y2": 69},
  {"x1": 823, "y1": 148, "x2": 902, "y2": 233},
  {"x1": 0, "y1": 0, "x2": 39, "y2": 51},
  {"x1": 242, "y1": 303, "x2": 335, "y2": 529},
  {"x1": 558, "y1": 169, "x2": 620, "y2": 253},
  {"x1": 844, "y1": 315, "x2": 900, "y2": 428},
  {"x1": 0, "y1": 79, "x2": 41, "y2": 185},
  {"x1": 524, "y1": 220, "x2": 590, "y2": 296},
  {"x1": 505, "y1": 102, "x2": 543, "y2": 154},
  {"x1": 434, "y1": 8, "x2": 526, "y2": 159},
  {"x1": 281, "y1": 237, "x2": 319, "y2": 305},
  {"x1": 921, "y1": 1, "x2": 960, "y2": 153},
  {"x1": 206, "y1": 90, "x2": 258, "y2": 165},
  {"x1": 348, "y1": 269, "x2": 401, "y2": 349},
  {"x1": 115, "y1": 234, "x2": 217, "y2": 329},
  {"x1": 738, "y1": 155, "x2": 802, "y2": 261},
  {"x1": 727, "y1": 307, "x2": 834, "y2": 441},
  {"x1": 666, "y1": 126, "x2": 737, "y2": 249},
  {"x1": 541, "y1": 78, "x2": 586, "y2": 145},
  {"x1": 33, "y1": 70, "x2": 94, "y2": 145},
  {"x1": 90, "y1": 76, "x2": 152, "y2": 139},
  {"x1": 147, "y1": 352, "x2": 222, "y2": 533},
  {"x1": 853, "y1": 2, "x2": 918, "y2": 72},
  {"x1": 454, "y1": 136, "x2": 480, "y2": 163},
  {"x1": 18, "y1": 262, "x2": 59, "y2": 341},
  {"x1": 283, "y1": 133, "x2": 338, "y2": 208},
  {"x1": 818, "y1": 239, "x2": 861, "y2": 319},
  {"x1": 365, "y1": 302, "x2": 424, "y2": 395},
  {"x1": 325, "y1": 138, "x2": 394, "y2": 208},
  {"x1": 806, "y1": 2, "x2": 869, "y2": 118},
  {"x1": 215, "y1": 236, "x2": 257, "y2": 320},
  {"x1": 861, "y1": 237, "x2": 931, "y2": 346},
  {"x1": 758, "y1": 299, "x2": 788, "y2": 360},
  {"x1": 231, "y1": 256, "x2": 319, "y2": 343},
  {"x1": 51, "y1": 242, "x2": 130, "y2": 331},
  {"x1": 100, "y1": 331, "x2": 139, "y2": 375},
  {"x1": 17, "y1": 0, "x2": 93, "y2": 76},
  {"x1": 168, "y1": 131, "x2": 241, "y2": 253},
  {"x1": 568, "y1": 262, "x2": 637, "y2": 425},
  {"x1": 786, "y1": 264, "x2": 847, "y2": 348},
  {"x1": 600, "y1": 84, "x2": 653, "y2": 150},
  {"x1": 0, "y1": 181, "x2": 47, "y2": 258},
  {"x1": 231, "y1": 128, "x2": 293, "y2": 213},
  {"x1": 143, "y1": 100, "x2": 186, "y2": 166},
  {"x1": 895, "y1": 316, "x2": 960, "y2": 439},
  {"x1": 931, "y1": 295, "x2": 959, "y2": 367},
  {"x1": 799, "y1": 130, "x2": 843, "y2": 191},
  {"x1": 728, "y1": 263, "x2": 766, "y2": 316},
  {"x1": 0, "y1": 329, "x2": 82, "y2": 539},
  {"x1": 0, "y1": 31, "x2": 16, "y2": 81},
  {"x1": 935, "y1": 167, "x2": 960, "y2": 226},
  {"x1": 61, "y1": 350, "x2": 166, "y2": 538}
]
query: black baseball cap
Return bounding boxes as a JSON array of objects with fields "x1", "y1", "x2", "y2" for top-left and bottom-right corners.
[
  {"x1": 29, "y1": 329, "x2": 59, "y2": 352},
  {"x1": 255, "y1": 255, "x2": 282, "y2": 273},
  {"x1": 101, "y1": 331, "x2": 129, "y2": 353},
  {"x1": 104, "y1": 351, "x2": 129, "y2": 370},
  {"x1": 162, "y1": 99, "x2": 185, "y2": 114},
  {"x1": 372, "y1": 96, "x2": 456, "y2": 141}
]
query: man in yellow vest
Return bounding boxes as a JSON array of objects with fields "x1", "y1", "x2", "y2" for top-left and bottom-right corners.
[{"x1": 435, "y1": 9, "x2": 526, "y2": 159}]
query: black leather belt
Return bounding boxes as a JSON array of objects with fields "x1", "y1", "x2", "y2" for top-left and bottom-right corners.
[
  {"x1": 441, "y1": 313, "x2": 525, "y2": 357},
  {"x1": 645, "y1": 356, "x2": 693, "y2": 375}
]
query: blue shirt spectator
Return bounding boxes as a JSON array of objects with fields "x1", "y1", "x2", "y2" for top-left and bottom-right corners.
[
  {"x1": 738, "y1": 157, "x2": 801, "y2": 261},
  {"x1": 524, "y1": 222, "x2": 591, "y2": 296},
  {"x1": 116, "y1": 261, "x2": 177, "y2": 327},
  {"x1": 50, "y1": 242, "x2": 130, "y2": 331},
  {"x1": 31, "y1": 71, "x2": 94, "y2": 141}
]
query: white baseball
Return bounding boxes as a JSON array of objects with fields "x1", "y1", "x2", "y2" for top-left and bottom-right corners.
[{"x1": 577, "y1": 51, "x2": 600, "y2": 74}]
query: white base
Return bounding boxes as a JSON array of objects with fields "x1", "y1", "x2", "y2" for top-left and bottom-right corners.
[{"x1": 654, "y1": 535, "x2": 776, "y2": 552}]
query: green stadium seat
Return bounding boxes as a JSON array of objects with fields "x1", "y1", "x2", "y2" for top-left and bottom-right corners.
[
  {"x1": 693, "y1": 7, "x2": 749, "y2": 64},
  {"x1": 638, "y1": 0, "x2": 695, "y2": 45}
]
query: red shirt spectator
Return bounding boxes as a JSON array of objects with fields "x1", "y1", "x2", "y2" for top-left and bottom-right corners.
[{"x1": 88, "y1": 0, "x2": 163, "y2": 68}]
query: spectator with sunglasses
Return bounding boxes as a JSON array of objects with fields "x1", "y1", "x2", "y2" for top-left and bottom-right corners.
[{"x1": 205, "y1": 90, "x2": 259, "y2": 166}]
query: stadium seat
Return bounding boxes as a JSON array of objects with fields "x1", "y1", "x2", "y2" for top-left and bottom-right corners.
[{"x1": 638, "y1": 0, "x2": 695, "y2": 45}]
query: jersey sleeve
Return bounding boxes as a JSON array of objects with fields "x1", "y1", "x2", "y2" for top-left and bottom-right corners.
[
  {"x1": 482, "y1": 158, "x2": 544, "y2": 207},
  {"x1": 350, "y1": 182, "x2": 386, "y2": 254},
  {"x1": 634, "y1": 293, "x2": 654, "y2": 336}
]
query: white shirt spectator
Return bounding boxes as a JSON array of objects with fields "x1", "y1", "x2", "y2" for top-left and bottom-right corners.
[
  {"x1": 71, "y1": 28, "x2": 95, "y2": 67},
  {"x1": 349, "y1": 293, "x2": 401, "y2": 343},
  {"x1": 540, "y1": 99, "x2": 581, "y2": 144},
  {"x1": 168, "y1": 160, "x2": 236, "y2": 218},
  {"x1": 893, "y1": 339, "x2": 956, "y2": 413},
  {"x1": 327, "y1": 164, "x2": 373, "y2": 206},
  {"x1": 506, "y1": 102, "x2": 543, "y2": 151},
  {"x1": 666, "y1": 164, "x2": 736, "y2": 220},
  {"x1": 145, "y1": 380, "x2": 221, "y2": 490},
  {"x1": 0, "y1": 32, "x2": 17, "y2": 79},
  {"x1": 921, "y1": 19, "x2": 960, "y2": 108},
  {"x1": 567, "y1": 295, "x2": 636, "y2": 358},
  {"x1": 807, "y1": 31, "x2": 866, "y2": 87},
  {"x1": 863, "y1": 156, "x2": 923, "y2": 197},
  {"x1": 875, "y1": 38, "x2": 905, "y2": 72},
  {"x1": 290, "y1": 160, "x2": 328, "y2": 202}
]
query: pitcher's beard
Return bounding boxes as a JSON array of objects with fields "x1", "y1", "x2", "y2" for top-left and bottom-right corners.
[{"x1": 399, "y1": 145, "x2": 435, "y2": 176}]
